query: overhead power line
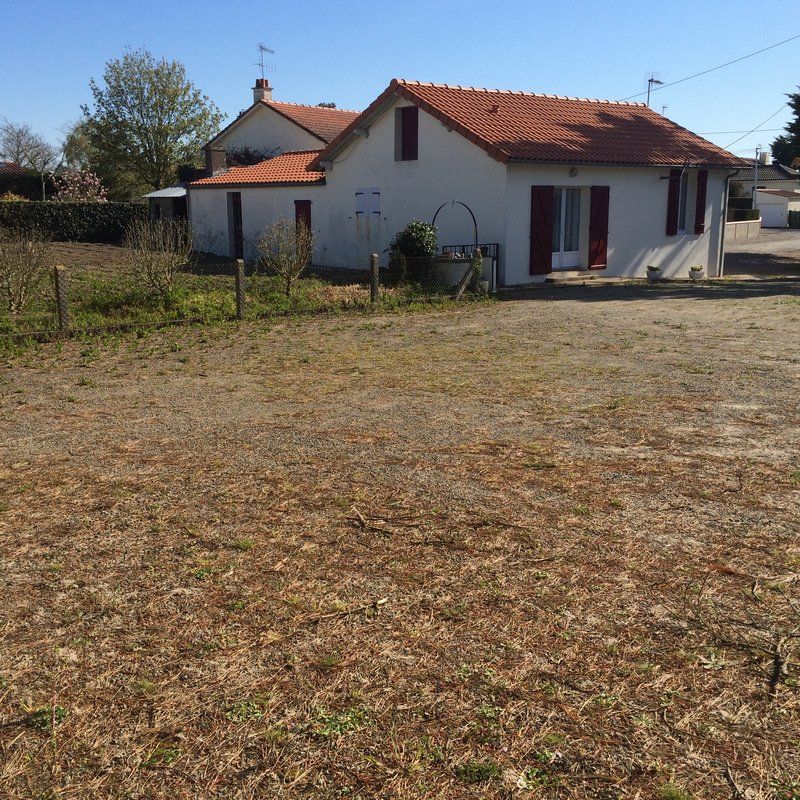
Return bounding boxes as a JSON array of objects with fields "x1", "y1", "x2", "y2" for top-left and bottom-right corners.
[
  {"x1": 698, "y1": 127, "x2": 783, "y2": 135},
  {"x1": 621, "y1": 32, "x2": 800, "y2": 100},
  {"x1": 724, "y1": 106, "x2": 787, "y2": 149}
]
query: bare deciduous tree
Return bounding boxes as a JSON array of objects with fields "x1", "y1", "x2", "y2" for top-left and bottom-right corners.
[
  {"x1": 256, "y1": 219, "x2": 315, "y2": 297},
  {"x1": 0, "y1": 121, "x2": 58, "y2": 171},
  {"x1": 123, "y1": 217, "x2": 194, "y2": 310},
  {"x1": 0, "y1": 227, "x2": 51, "y2": 318}
]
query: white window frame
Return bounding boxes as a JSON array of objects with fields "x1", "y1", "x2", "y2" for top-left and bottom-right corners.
[{"x1": 551, "y1": 186, "x2": 582, "y2": 270}]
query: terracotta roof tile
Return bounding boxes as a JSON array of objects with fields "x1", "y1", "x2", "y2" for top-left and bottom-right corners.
[
  {"x1": 262, "y1": 101, "x2": 359, "y2": 143},
  {"x1": 190, "y1": 150, "x2": 325, "y2": 187},
  {"x1": 0, "y1": 161, "x2": 27, "y2": 175},
  {"x1": 315, "y1": 79, "x2": 746, "y2": 169}
]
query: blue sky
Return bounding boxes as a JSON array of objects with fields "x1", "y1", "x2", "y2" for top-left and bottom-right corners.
[{"x1": 1, "y1": 0, "x2": 798, "y2": 159}]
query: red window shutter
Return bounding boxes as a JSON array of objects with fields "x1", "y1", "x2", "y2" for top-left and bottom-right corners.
[
  {"x1": 588, "y1": 186, "x2": 610, "y2": 269},
  {"x1": 529, "y1": 185, "x2": 554, "y2": 275},
  {"x1": 693, "y1": 169, "x2": 708, "y2": 234},
  {"x1": 400, "y1": 106, "x2": 418, "y2": 160},
  {"x1": 666, "y1": 168, "x2": 681, "y2": 236}
]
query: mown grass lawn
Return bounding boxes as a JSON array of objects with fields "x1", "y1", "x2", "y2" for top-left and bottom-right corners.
[{"x1": 1, "y1": 279, "x2": 799, "y2": 799}]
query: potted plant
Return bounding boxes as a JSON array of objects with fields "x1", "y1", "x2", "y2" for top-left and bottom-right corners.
[
  {"x1": 689, "y1": 265, "x2": 705, "y2": 280},
  {"x1": 646, "y1": 265, "x2": 662, "y2": 282}
]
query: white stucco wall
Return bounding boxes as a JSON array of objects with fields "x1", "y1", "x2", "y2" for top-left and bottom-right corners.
[
  {"x1": 504, "y1": 164, "x2": 729, "y2": 283},
  {"x1": 213, "y1": 105, "x2": 324, "y2": 156},
  {"x1": 189, "y1": 184, "x2": 324, "y2": 259},
  {"x1": 311, "y1": 96, "x2": 508, "y2": 270}
]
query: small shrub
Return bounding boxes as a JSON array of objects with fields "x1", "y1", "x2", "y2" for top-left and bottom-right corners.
[
  {"x1": 659, "y1": 783, "x2": 693, "y2": 800},
  {"x1": 313, "y1": 706, "x2": 367, "y2": 737},
  {"x1": 226, "y1": 698, "x2": 266, "y2": 722},
  {"x1": 26, "y1": 705, "x2": 67, "y2": 730},
  {"x1": 256, "y1": 218, "x2": 315, "y2": 297},
  {"x1": 387, "y1": 220, "x2": 437, "y2": 281},
  {"x1": 455, "y1": 759, "x2": 500, "y2": 784},
  {"x1": 0, "y1": 226, "x2": 50, "y2": 318},
  {"x1": 123, "y1": 217, "x2": 194, "y2": 310}
]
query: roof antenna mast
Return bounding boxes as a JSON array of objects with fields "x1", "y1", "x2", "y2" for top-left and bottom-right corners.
[{"x1": 255, "y1": 43, "x2": 275, "y2": 81}]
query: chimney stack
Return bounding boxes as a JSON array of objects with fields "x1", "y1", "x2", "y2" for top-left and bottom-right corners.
[
  {"x1": 253, "y1": 78, "x2": 273, "y2": 104},
  {"x1": 204, "y1": 146, "x2": 227, "y2": 177}
]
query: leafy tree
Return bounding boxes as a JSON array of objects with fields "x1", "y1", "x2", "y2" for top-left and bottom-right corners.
[
  {"x1": 317, "y1": 102, "x2": 337, "y2": 108},
  {"x1": 51, "y1": 170, "x2": 107, "y2": 202},
  {"x1": 82, "y1": 48, "x2": 224, "y2": 193},
  {"x1": 771, "y1": 87, "x2": 800, "y2": 166}
]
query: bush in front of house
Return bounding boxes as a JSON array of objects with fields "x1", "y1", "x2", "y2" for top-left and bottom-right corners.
[
  {"x1": 0, "y1": 225, "x2": 51, "y2": 318},
  {"x1": 0, "y1": 200, "x2": 146, "y2": 244},
  {"x1": 788, "y1": 210, "x2": 800, "y2": 229},
  {"x1": 123, "y1": 217, "x2": 195, "y2": 310},
  {"x1": 387, "y1": 220, "x2": 437, "y2": 281}
]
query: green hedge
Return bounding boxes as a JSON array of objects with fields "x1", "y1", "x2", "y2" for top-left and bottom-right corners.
[
  {"x1": 789, "y1": 210, "x2": 800, "y2": 229},
  {"x1": 0, "y1": 201, "x2": 146, "y2": 243},
  {"x1": 727, "y1": 208, "x2": 760, "y2": 222}
]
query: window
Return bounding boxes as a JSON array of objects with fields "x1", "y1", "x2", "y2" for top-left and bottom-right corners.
[
  {"x1": 395, "y1": 106, "x2": 418, "y2": 161},
  {"x1": 355, "y1": 188, "x2": 380, "y2": 216},
  {"x1": 677, "y1": 172, "x2": 689, "y2": 233}
]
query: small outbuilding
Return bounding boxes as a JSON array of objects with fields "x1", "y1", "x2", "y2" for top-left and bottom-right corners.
[
  {"x1": 144, "y1": 185, "x2": 187, "y2": 221},
  {"x1": 756, "y1": 189, "x2": 800, "y2": 228}
]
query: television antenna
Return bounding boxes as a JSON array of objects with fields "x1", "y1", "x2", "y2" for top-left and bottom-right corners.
[{"x1": 255, "y1": 43, "x2": 275, "y2": 80}]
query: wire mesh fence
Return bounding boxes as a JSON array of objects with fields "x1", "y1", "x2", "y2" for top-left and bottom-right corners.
[{"x1": 0, "y1": 242, "x2": 494, "y2": 346}]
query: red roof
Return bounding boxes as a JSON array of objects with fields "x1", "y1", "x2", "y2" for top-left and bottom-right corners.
[
  {"x1": 0, "y1": 161, "x2": 27, "y2": 175},
  {"x1": 314, "y1": 79, "x2": 745, "y2": 169},
  {"x1": 190, "y1": 150, "x2": 325, "y2": 187},
  {"x1": 265, "y1": 101, "x2": 359, "y2": 143}
]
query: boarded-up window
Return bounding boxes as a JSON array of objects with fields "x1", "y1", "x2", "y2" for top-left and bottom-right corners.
[{"x1": 355, "y1": 188, "x2": 381, "y2": 216}]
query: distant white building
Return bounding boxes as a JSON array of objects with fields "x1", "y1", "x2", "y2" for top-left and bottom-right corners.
[{"x1": 189, "y1": 77, "x2": 744, "y2": 283}]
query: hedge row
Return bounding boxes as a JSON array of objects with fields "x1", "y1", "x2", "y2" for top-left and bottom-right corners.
[
  {"x1": 0, "y1": 201, "x2": 147, "y2": 244},
  {"x1": 789, "y1": 210, "x2": 800, "y2": 229},
  {"x1": 0, "y1": 173, "x2": 54, "y2": 200},
  {"x1": 726, "y1": 208, "x2": 760, "y2": 222}
]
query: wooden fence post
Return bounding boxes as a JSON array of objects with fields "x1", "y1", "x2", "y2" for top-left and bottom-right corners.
[
  {"x1": 53, "y1": 265, "x2": 70, "y2": 332},
  {"x1": 235, "y1": 259, "x2": 246, "y2": 320},
  {"x1": 370, "y1": 253, "x2": 379, "y2": 303}
]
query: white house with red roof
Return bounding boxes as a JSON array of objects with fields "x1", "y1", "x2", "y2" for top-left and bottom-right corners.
[{"x1": 189, "y1": 78, "x2": 744, "y2": 283}]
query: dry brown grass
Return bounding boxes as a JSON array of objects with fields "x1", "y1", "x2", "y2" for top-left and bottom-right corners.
[{"x1": 1, "y1": 283, "x2": 799, "y2": 799}]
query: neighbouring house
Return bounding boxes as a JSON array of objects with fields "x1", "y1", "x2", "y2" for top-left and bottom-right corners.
[
  {"x1": 189, "y1": 78, "x2": 744, "y2": 283},
  {"x1": 755, "y1": 189, "x2": 800, "y2": 228},
  {"x1": 144, "y1": 185, "x2": 188, "y2": 220},
  {"x1": 0, "y1": 161, "x2": 27, "y2": 175},
  {"x1": 733, "y1": 157, "x2": 800, "y2": 197}
]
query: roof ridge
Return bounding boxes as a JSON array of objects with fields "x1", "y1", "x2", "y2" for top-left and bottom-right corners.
[
  {"x1": 395, "y1": 78, "x2": 648, "y2": 107},
  {"x1": 264, "y1": 100, "x2": 361, "y2": 114}
]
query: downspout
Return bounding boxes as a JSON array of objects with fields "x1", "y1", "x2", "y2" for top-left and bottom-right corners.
[{"x1": 717, "y1": 171, "x2": 734, "y2": 278}]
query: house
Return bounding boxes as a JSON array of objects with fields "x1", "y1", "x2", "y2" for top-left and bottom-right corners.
[
  {"x1": 189, "y1": 78, "x2": 744, "y2": 283},
  {"x1": 755, "y1": 189, "x2": 800, "y2": 228},
  {"x1": 202, "y1": 79, "x2": 358, "y2": 176},
  {"x1": 0, "y1": 161, "x2": 27, "y2": 175},
  {"x1": 733, "y1": 157, "x2": 800, "y2": 197}
]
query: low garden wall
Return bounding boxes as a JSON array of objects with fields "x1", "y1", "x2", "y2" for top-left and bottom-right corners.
[{"x1": 725, "y1": 218, "x2": 761, "y2": 242}]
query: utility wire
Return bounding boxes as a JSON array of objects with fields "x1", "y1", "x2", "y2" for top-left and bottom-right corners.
[
  {"x1": 698, "y1": 127, "x2": 782, "y2": 135},
  {"x1": 621, "y1": 33, "x2": 800, "y2": 100},
  {"x1": 724, "y1": 107, "x2": 786, "y2": 149}
]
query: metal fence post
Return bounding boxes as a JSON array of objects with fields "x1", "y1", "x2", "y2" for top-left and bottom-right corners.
[
  {"x1": 235, "y1": 259, "x2": 246, "y2": 320},
  {"x1": 370, "y1": 253, "x2": 379, "y2": 303},
  {"x1": 53, "y1": 265, "x2": 70, "y2": 332}
]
